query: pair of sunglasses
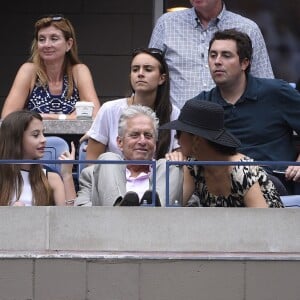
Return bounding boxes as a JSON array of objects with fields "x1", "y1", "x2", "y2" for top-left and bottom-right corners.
[{"x1": 37, "y1": 14, "x2": 64, "y2": 22}]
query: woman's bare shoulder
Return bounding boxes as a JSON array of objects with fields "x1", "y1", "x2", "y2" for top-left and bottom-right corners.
[
  {"x1": 72, "y1": 63, "x2": 89, "y2": 73},
  {"x1": 18, "y1": 62, "x2": 37, "y2": 73}
]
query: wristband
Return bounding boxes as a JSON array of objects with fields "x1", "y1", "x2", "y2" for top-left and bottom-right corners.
[{"x1": 58, "y1": 114, "x2": 67, "y2": 120}]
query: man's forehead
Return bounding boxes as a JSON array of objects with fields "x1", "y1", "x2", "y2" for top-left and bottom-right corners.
[
  {"x1": 210, "y1": 39, "x2": 237, "y2": 51},
  {"x1": 127, "y1": 116, "x2": 154, "y2": 126}
]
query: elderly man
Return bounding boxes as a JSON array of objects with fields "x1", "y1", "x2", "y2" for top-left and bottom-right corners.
[{"x1": 75, "y1": 105, "x2": 183, "y2": 206}]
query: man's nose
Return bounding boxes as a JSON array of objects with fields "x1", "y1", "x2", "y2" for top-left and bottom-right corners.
[
  {"x1": 215, "y1": 55, "x2": 222, "y2": 64},
  {"x1": 139, "y1": 134, "x2": 145, "y2": 140}
]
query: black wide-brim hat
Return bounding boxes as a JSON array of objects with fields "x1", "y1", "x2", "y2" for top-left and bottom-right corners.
[{"x1": 160, "y1": 99, "x2": 241, "y2": 148}]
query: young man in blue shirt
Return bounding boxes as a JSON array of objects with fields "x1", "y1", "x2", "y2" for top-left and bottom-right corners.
[{"x1": 193, "y1": 28, "x2": 300, "y2": 194}]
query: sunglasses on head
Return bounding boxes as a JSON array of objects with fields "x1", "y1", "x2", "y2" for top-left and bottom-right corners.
[
  {"x1": 51, "y1": 15, "x2": 64, "y2": 21},
  {"x1": 37, "y1": 14, "x2": 65, "y2": 22}
]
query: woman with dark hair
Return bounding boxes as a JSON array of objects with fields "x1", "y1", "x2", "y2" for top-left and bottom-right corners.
[
  {"x1": 86, "y1": 48, "x2": 179, "y2": 160},
  {"x1": 1, "y1": 15, "x2": 100, "y2": 120},
  {"x1": 161, "y1": 99, "x2": 284, "y2": 208},
  {"x1": 0, "y1": 110, "x2": 76, "y2": 206}
]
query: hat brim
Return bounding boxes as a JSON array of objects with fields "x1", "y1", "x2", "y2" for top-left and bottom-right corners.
[{"x1": 160, "y1": 120, "x2": 241, "y2": 148}]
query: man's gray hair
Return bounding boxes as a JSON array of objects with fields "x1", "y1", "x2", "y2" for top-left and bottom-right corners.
[{"x1": 118, "y1": 105, "x2": 159, "y2": 140}]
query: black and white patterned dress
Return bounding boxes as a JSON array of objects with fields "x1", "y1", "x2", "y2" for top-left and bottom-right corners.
[{"x1": 187, "y1": 156, "x2": 284, "y2": 208}]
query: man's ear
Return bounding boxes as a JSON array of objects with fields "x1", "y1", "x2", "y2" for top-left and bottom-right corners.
[
  {"x1": 241, "y1": 58, "x2": 250, "y2": 71},
  {"x1": 116, "y1": 136, "x2": 123, "y2": 151}
]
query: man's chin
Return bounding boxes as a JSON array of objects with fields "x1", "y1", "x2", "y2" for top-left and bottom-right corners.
[{"x1": 132, "y1": 155, "x2": 152, "y2": 161}]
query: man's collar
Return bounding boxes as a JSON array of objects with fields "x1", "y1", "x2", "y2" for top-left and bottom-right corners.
[
  {"x1": 213, "y1": 74, "x2": 258, "y2": 105},
  {"x1": 193, "y1": 3, "x2": 225, "y2": 28},
  {"x1": 242, "y1": 75, "x2": 259, "y2": 101}
]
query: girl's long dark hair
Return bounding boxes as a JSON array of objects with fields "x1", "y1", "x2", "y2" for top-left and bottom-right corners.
[{"x1": 0, "y1": 110, "x2": 54, "y2": 206}]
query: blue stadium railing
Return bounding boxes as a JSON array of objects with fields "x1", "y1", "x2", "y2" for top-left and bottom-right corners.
[
  {"x1": 1, "y1": 159, "x2": 300, "y2": 207},
  {"x1": 0, "y1": 159, "x2": 157, "y2": 207},
  {"x1": 165, "y1": 160, "x2": 300, "y2": 207}
]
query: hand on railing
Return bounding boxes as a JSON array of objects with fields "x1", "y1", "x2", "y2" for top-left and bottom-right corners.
[{"x1": 285, "y1": 165, "x2": 300, "y2": 182}]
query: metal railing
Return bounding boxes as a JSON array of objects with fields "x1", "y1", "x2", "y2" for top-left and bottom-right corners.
[
  {"x1": 2, "y1": 158, "x2": 300, "y2": 207},
  {"x1": 165, "y1": 160, "x2": 300, "y2": 207},
  {"x1": 0, "y1": 159, "x2": 157, "y2": 207}
]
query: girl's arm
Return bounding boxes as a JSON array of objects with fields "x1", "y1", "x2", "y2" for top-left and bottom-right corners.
[
  {"x1": 59, "y1": 142, "x2": 77, "y2": 205},
  {"x1": 48, "y1": 142, "x2": 76, "y2": 206},
  {"x1": 47, "y1": 172, "x2": 68, "y2": 206}
]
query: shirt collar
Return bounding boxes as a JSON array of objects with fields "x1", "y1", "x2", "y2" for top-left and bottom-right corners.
[
  {"x1": 192, "y1": 3, "x2": 225, "y2": 28},
  {"x1": 216, "y1": 3, "x2": 226, "y2": 24},
  {"x1": 241, "y1": 74, "x2": 259, "y2": 102},
  {"x1": 213, "y1": 74, "x2": 258, "y2": 106}
]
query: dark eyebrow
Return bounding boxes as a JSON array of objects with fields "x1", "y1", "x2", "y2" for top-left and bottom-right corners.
[
  {"x1": 209, "y1": 50, "x2": 234, "y2": 55},
  {"x1": 31, "y1": 129, "x2": 44, "y2": 134},
  {"x1": 131, "y1": 64, "x2": 155, "y2": 68}
]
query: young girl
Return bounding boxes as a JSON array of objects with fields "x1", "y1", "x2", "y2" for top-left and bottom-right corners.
[{"x1": 0, "y1": 110, "x2": 76, "y2": 206}]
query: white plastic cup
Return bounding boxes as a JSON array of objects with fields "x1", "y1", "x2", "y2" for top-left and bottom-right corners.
[{"x1": 75, "y1": 101, "x2": 94, "y2": 120}]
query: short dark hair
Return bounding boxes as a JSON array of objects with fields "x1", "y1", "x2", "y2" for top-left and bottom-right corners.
[{"x1": 209, "y1": 29, "x2": 253, "y2": 74}]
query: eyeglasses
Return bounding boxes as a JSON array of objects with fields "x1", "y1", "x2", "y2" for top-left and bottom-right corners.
[{"x1": 132, "y1": 47, "x2": 163, "y2": 57}]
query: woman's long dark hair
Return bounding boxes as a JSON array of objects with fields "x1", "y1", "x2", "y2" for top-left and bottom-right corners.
[{"x1": 131, "y1": 48, "x2": 172, "y2": 159}]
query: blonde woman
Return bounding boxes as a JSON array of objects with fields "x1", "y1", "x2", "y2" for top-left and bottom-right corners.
[{"x1": 1, "y1": 15, "x2": 100, "y2": 120}]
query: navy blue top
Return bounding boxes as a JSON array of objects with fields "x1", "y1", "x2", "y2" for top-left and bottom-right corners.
[
  {"x1": 193, "y1": 75, "x2": 300, "y2": 170},
  {"x1": 27, "y1": 76, "x2": 79, "y2": 114}
]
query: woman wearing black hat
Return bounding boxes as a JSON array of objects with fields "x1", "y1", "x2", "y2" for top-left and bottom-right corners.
[{"x1": 161, "y1": 99, "x2": 284, "y2": 207}]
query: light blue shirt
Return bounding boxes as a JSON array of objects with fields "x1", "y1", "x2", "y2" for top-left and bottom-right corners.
[{"x1": 149, "y1": 6, "x2": 274, "y2": 108}]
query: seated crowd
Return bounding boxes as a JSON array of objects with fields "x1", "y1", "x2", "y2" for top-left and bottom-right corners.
[{"x1": 1, "y1": 27, "x2": 300, "y2": 207}]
